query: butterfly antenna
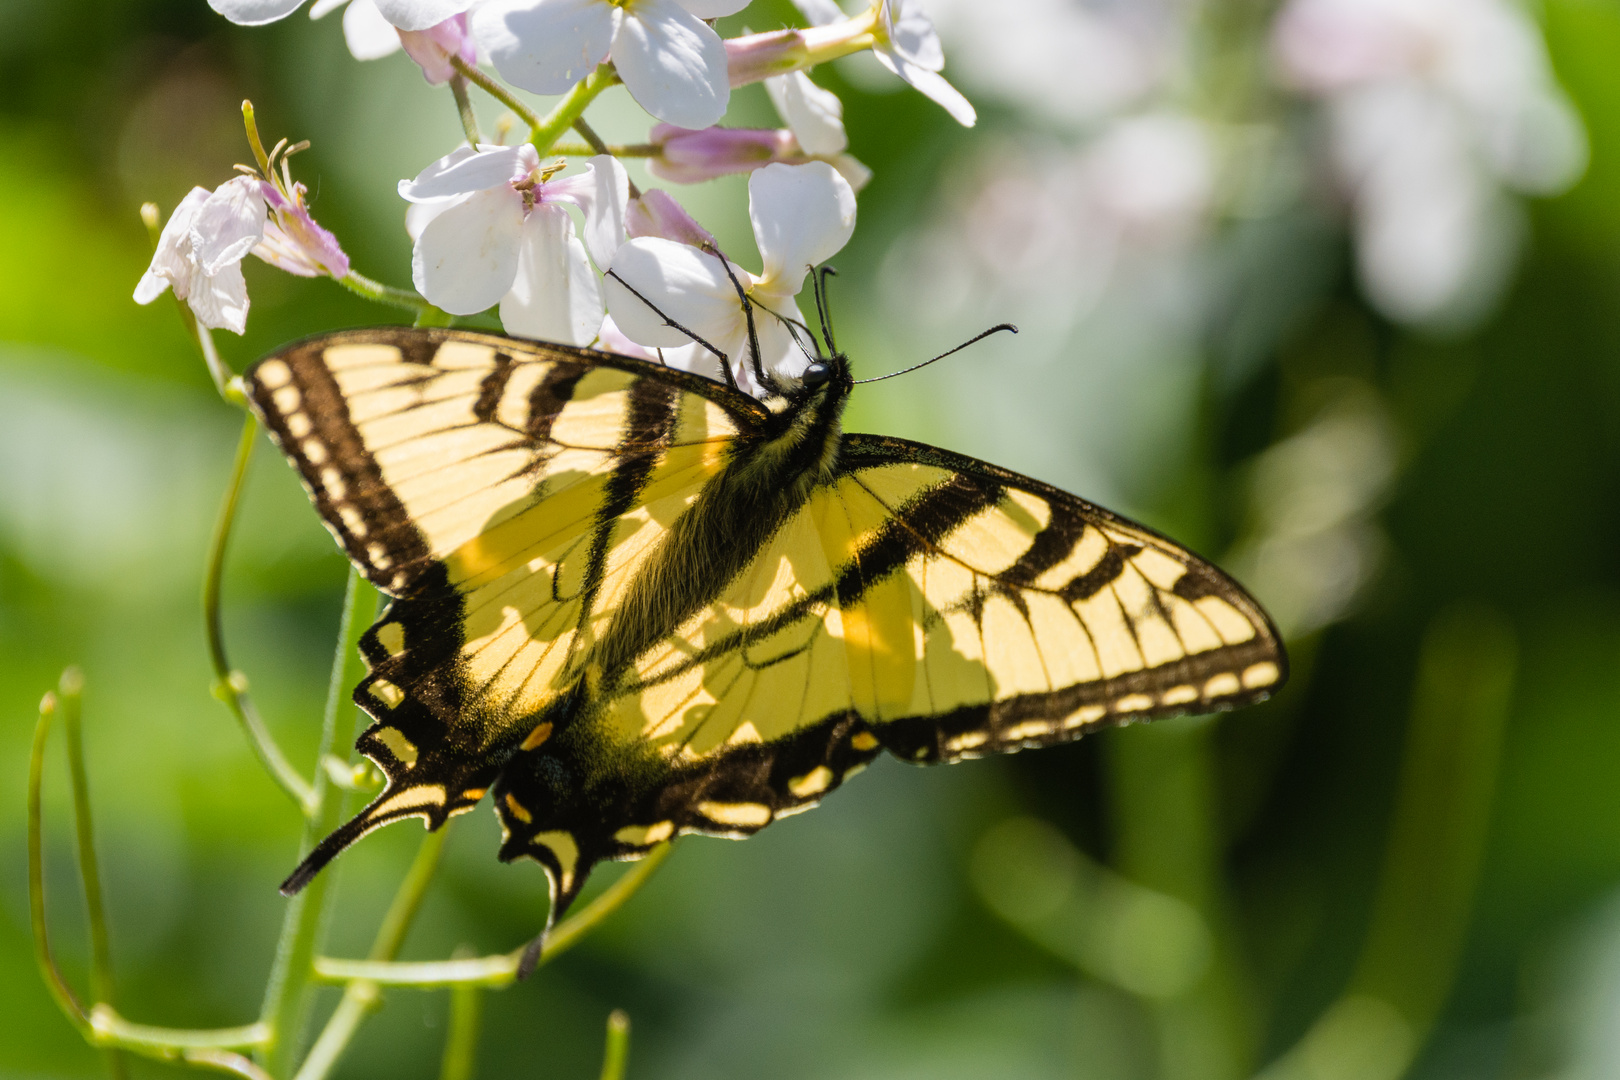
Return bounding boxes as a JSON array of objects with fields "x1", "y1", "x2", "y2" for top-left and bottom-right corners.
[
  {"x1": 853, "y1": 323, "x2": 1018, "y2": 385},
  {"x1": 752, "y1": 296, "x2": 822, "y2": 364},
  {"x1": 604, "y1": 269, "x2": 740, "y2": 393},
  {"x1": 704, "y1": 241, "x2": 782, "y2": 396},
  {"x1": 812, "y1": 265, "x2": 839, "y2": 356}
]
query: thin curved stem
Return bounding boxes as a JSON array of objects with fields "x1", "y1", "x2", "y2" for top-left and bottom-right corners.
[
  {"x1": 310, "y1": 842, "x2": 676, "y2": 987},
  {"x1": 337, "y1": 271, "x2": 443, "y2": 318},
  {"x1": 449, "y1": 54, "x2": 540, "y2": 128},
  {"x1": 32, "y1": 694, "x2": 269, "y2": 1065},
  {"x1": 29, "y1": 694, "x2": 91, "y2": 1035},
  {"x1": 449, "y1": 73, "x2": 481, "y2": 146},
  {"x1": 59, "y1": 669, "x2": 129, "y2": 1080},
  {"x1": 205, "y1": 412, "x2": 318, "y2": 816},
  {"x1": 294, "y1": 827, "x2": 451, "y2": 1080}
]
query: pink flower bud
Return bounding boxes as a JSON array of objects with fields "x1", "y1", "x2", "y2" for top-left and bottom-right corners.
[
  {"x1": 649, "y1": 124, "x2": 800, "y2": 184},
  {"x1": 398, "y1": 13, "x2": 477, "y2": 85},
  {"x1": 724, "y1": 13, "x2": 876, "y2": 88},
  {"x1": 626, "y1": 189, "x2": 716, "y2": 248}
]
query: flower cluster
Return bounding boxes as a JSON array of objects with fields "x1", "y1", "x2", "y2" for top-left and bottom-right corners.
[{"x1": 144, "y1": 0, "x2": 971, "y2": 396}]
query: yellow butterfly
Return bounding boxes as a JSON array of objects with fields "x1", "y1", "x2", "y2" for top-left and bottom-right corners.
[{"x1": 247, "y1": 326, "x2": 1285, "y2": 936}]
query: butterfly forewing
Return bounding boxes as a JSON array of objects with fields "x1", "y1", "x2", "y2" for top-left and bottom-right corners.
[{"x1": 245, "y1": 329, "x2": 762, "y2": 892}]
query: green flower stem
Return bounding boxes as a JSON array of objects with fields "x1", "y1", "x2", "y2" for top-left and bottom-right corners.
[
  {"x1": 259, "y1": 570, "x2": 377, "y2": 1078},
  {"x1": 310, "y1": 841, "x2": 674, "y2": 988},
  {"x1": 58, "y1": 669, "x2": 129, "y2": 1080},
  {"x1": 197, "y1": 324, "x2": 237, "y2": 403},
  {"x1": 450, "y1": 73, "x2": 482, "y2": 146},
  {"x1": 294, "y1": 827, "x2": 451, "y2": 1080},
  {"x1": 531, "y1": 64, "x2": 620, "y2": 156},
  {"x1": 87, "y1": 1009, "x2": 270, "y2": 1052},
  {"x1": 33, "y1": 695, "x2": 273, "y2": 1068},
  {"x1": 29, "y1": 694, "x2": 91, "y2": 1036},
  {"x1": 205, "y1": 412, "x2": 319, "y2": 817},
  {"x1": 1253, "y1": 607, "x2": 1516, "y2": 1080},
  {"x1": 337, "y1": 271, "x2": 443, "y2": 318},
  {"x1": 599, "y1": 1011, "x2": 630, "y2": 1080},
  {"x1": 549, "y1": 141, "x2": 659, "y2": 158},
  {"x1": 449, "y1": 54, "x2": 540, "y2": 128},
  {"x1": 438, "y1": 954, "x2": 483, "y2": 1080}
]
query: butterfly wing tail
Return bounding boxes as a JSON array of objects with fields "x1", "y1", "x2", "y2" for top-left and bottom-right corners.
[{"x1": 279, "y1": 783, "x2": 460, "y2": 896}]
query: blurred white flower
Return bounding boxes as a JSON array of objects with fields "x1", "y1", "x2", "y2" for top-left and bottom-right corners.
[
  {"x1": 921, "y1": 0, "x2": 1169, "y2": 126},
  {"x1": 400, "y1": 147, "x2": 629, "y2": 342},
  {"x1": 888, "y1": 112, "x2": 1215, "y2": 336},
  {"x1": 135, "y1": 177, "x2": 266, "y2": 334},
  {"x1": 1274, "y1": 0, "x2": 1586, "y2": 324},
  {"x1": 473, "y1": 0, "x2": 749, "y2": 130},
  {"x1": 605, "y1": 162, "x2": 856, "y2": 394}
]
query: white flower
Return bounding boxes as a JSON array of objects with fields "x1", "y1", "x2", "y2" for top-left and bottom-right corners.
[
  {"x1": 872, "y1": 0, "x2": 975, "y2": 126},
  {"x1": 1273, "y1": 0, "x2": 1586, "y2": 323},
  {"x1": 400, "y1": 147, "x2": 629, "y2": 343},
  {"x1": 134, "y1": 177, "x2": 267, "y2": 335},
  {"x1": 210, "y1": 0, "x2": 468, "y2": 31},
  {"x1": 766, "y1": 70, "x2": 847, "y2": 156},
  {"x1": 474, "y1": 0, "x2": 750, "y2": 130},
  {"x1": 764, "y1": 0, "x2": 973, "y2": 126},
  {"x1": 605, "y1": 161, "x2": 856, "y2": 394}
]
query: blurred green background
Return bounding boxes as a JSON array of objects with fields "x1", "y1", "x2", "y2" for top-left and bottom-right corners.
[{"x1": 7, "y1": 0, "x2": 1620, "y2": 1078}]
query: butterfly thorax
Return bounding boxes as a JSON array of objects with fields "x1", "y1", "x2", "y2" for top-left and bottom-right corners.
[{"x1": 576, "y1": 356, "x2": 854, "y2": 688}]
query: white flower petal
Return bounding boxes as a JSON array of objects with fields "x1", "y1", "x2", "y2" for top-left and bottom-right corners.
[
  {"x1": 342, "y1": 0, "x2": 404, "y2": 58},
  {"x1": 885, "y1": 0, "x2": 944, "y2": 71},
  {"x1": 188, "y1": 260, "x2": 252, "y2": 334},
  {"x1": 475, "y1": 0, "x2": 619, "y2": 94},
  {"x1": 749, "y1": 162, "x2": 855, "y2": 287},
  {"x1": 411, "y1": 188, "x2": 525, "y2": 314},
  {"x1": 675, "y1": 0, "x2": 750, "y2": 18},
  {"x1": 829, "y1": 153, "x2": 872, "y2": 192},
  {"x1": 209, "y1": 0, "x2": 307, "y2": 26},
  {"x1": 193, "y1": 177, "x2": 267, "y2": 275},
  {"x1": 545, "y1": 155, "x2": 629, "y2": 268},
  {"x1": 612, "y1": 0, "x2": 730, "y2": 129},
  {"x1": 752, "y1": 300, "x2": 809, "y2": 379},
  {"x1": 404, "y1": 197, "x2": 458, "y2": 242},
  {"x1": 399, "y1": 143, "x2": 535, "y2": 200},
  {"x1": 605, "y1": 237, "x2": 742, "y2": 349},
  {"x1": 309, "y1": 0, "x2": 347, "y2": 17},
  {"x1": 874, "y1": 50, "x2": 976, "y2": 126},
  {"x1": 766, "y1": 70, "x2": 847, "y2": 156},
  {"x1": 372, "y1": 0, "x2": 471, "y2": 31},
  {"x1": 135, "y1": 187, "x2": 210, "y2": 303},
  {"x1": 500, "y1": 206, "x2": 604, "y2": 344}
]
